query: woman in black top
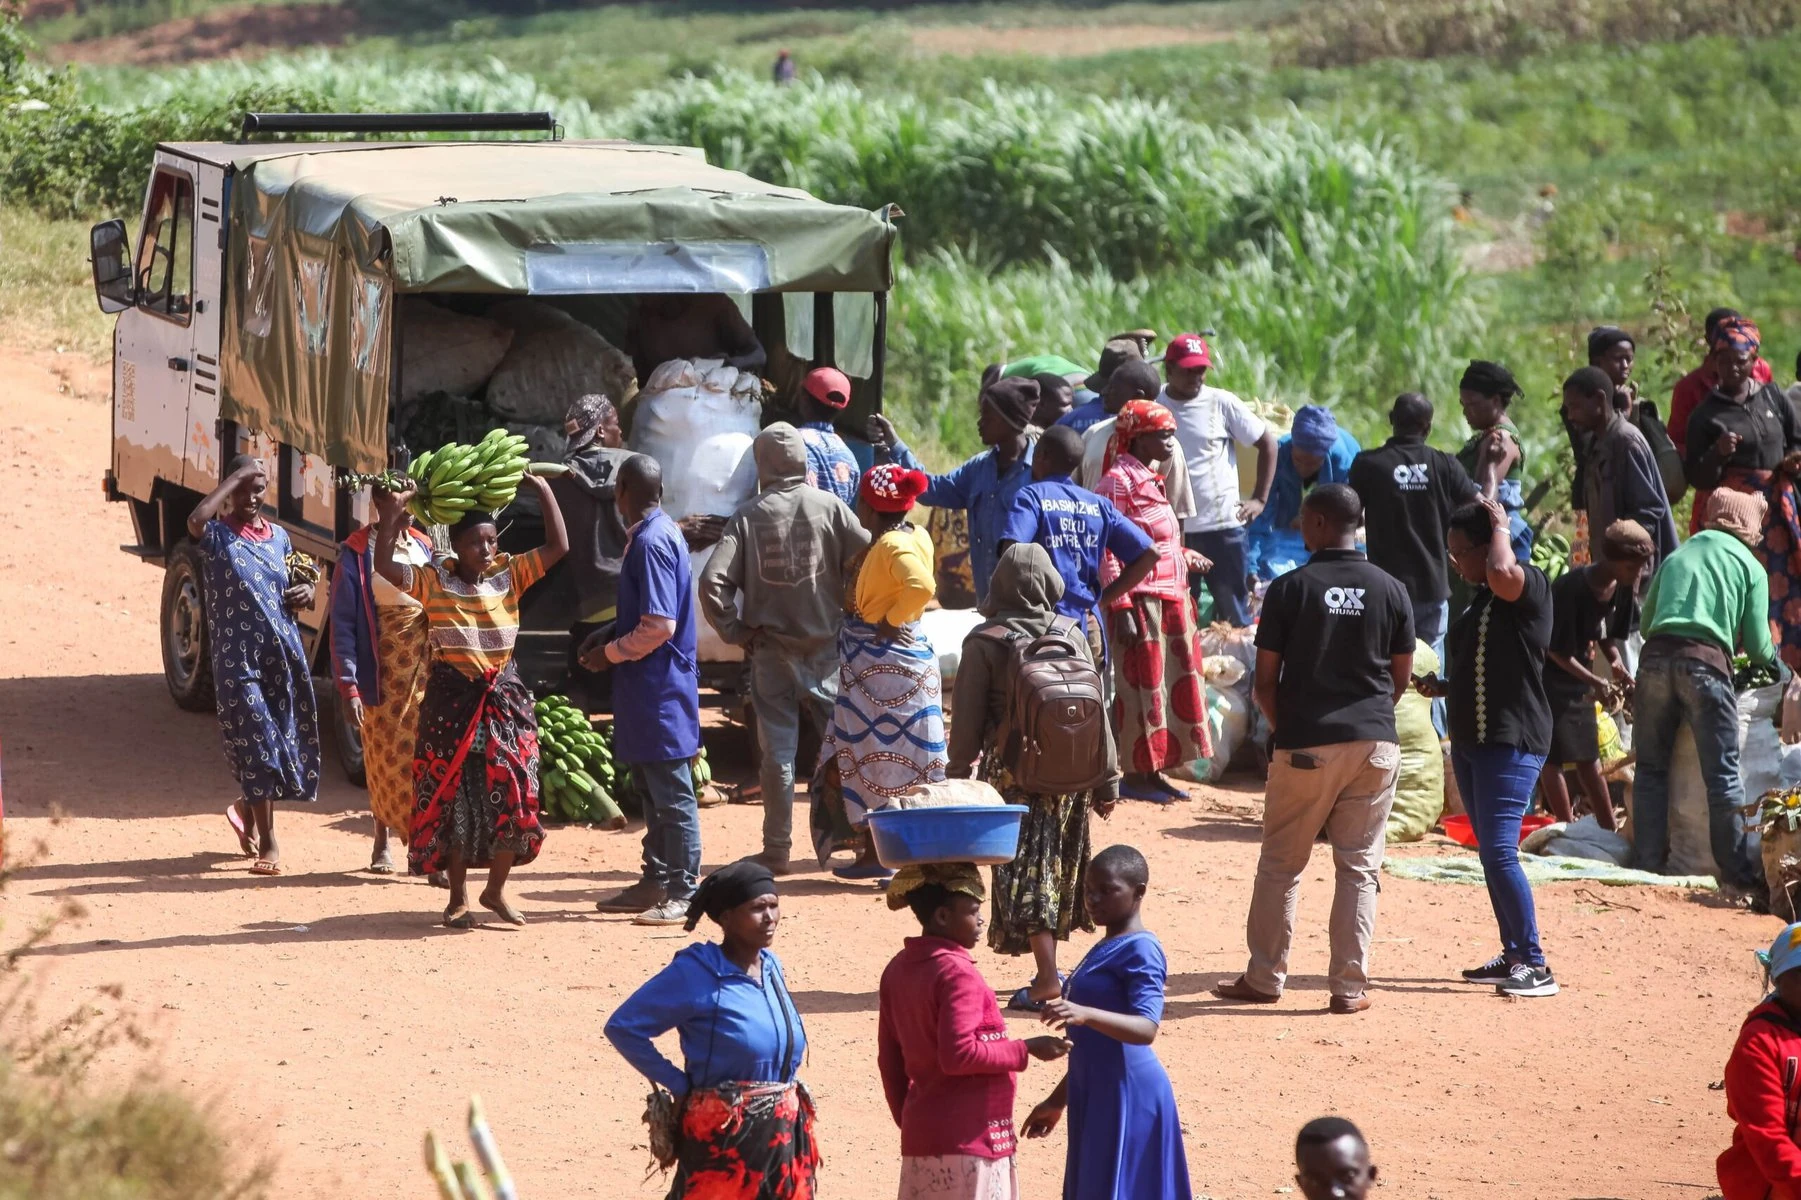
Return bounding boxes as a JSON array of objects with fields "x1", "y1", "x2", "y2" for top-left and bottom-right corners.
[
  {"x1": 1418, "y1": 496, "x2": 1557, "y2": 998},
  {"x1": 1682, "y1": 315, "x2": 1801, "y2": 670}
]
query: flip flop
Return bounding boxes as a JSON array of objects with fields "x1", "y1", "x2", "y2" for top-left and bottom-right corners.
[
  {"x1": 443, "y1": 905, "x2": 475, "y2": 930},
  {"x1": 226, "y1": 806, "x2": 255, "y2": 856},
  {"x1": 832, "y1": 862, "x2": 894, "y2": 881},
  {"x1": 249, "y1": 859, "x2": 282, "y2": 877},
  {"x1": 1118, "y1": 780, "x2": 1177, "y2": 804}
]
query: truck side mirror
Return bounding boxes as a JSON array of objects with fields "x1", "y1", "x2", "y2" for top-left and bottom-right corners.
[{"x1": 90, "y1": 219, "x2": 134, "y2": 314}]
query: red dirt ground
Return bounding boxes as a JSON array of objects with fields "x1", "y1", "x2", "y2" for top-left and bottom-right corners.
[
  {"x1": 0, "y1": 343, "x2": 1772, "y2": 1198},
  {"x1": 48, "y1": 3, "x2": 353, "y2": 66}
]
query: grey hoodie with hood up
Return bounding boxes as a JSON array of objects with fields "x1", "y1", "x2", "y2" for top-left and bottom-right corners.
[{"x1": 699, "y1": 422, "x2": 871, "y2": 657}]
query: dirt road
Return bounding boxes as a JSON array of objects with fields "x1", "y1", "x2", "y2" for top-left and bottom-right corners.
[{"x1": 0, "y1": 344, "x2": 1773, "y2": 1198}]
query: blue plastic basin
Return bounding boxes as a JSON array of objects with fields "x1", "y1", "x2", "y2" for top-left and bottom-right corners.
[{"x1": 865, "y1": 804, "x2": 1030, "y2": 868}]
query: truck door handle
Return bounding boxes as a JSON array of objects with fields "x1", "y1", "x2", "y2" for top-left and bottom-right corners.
[{"x1": 168, "y1": 357, "x2": 190, "y2": 372}]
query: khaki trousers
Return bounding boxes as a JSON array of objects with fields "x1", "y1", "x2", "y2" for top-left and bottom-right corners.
[{"x1": 1244, "y1": 740, "x2": 1399, "y2": 999}]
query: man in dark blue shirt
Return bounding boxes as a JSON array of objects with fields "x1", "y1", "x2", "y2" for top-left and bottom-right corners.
[{"x1": 1057, "y1": 338, "x2": 1143, "y2": 435}]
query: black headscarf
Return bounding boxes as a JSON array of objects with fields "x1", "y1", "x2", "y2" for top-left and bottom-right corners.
[
  {"x1": 1459, "y1": 360, "x2": 1521, "y2": 400},
  {"x1": 683, "y1": 859, "x2": 778, "y2": 931}
]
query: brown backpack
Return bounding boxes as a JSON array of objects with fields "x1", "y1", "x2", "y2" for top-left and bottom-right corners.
[{"x1": 982, "y1": 618, "x2": 1109, "y2": 793}]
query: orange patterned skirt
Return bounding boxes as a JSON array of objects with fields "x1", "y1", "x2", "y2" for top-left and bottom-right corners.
[{"x1": 363, "y1": 602, "x2": 429, "y2": 838}]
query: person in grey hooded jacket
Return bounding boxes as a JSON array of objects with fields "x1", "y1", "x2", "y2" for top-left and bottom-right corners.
[{"x1": 700, "y1": 423, "x2": 871, "y2": 873}]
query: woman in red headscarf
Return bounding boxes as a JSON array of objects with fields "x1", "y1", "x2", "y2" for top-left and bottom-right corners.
[
  {"x1": 814, "y1": 465, "x2": 949, "y2": 879},
  {"x1": 1683, "y1": 316, "x2": 1801, "y2": 667},
  {"x1": 1094, "y1": 401, "x2": 1213, "y2": 802}
]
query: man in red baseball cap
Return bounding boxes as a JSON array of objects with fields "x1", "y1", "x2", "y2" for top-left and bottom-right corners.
[
  {"x1": 797, "y1": 366, "x2": 861, "y2": 508},
  {"x1": 1157, "y1": 332, "x2": 1276, "y2": 629}
]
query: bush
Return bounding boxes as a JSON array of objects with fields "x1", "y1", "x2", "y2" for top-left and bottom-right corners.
[{"x1": 1276, "y1": 0, "x2": 1801, "y2": 69}]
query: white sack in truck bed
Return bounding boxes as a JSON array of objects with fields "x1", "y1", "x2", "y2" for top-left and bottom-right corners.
[
  {"x1": 399, "y1": 301, "x2": 514, "y2": 404},
  {"x1": 485, "y1": 299, "x2": 636, "y2": 424}
]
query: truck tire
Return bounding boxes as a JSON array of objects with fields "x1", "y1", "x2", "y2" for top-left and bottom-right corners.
[
  {"x1": 160, "y1": 539, "x2": 215, "y2": 712},
  {"x1": 331, "y1": 689, "x2": 367, "y2": 787}
]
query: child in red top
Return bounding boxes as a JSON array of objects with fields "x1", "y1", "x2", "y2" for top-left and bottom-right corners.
[
  {"x1": 878, "y1": 870, "x2": 1068, "y2": 1199},
  {"x1": 1720, "y1": 922, "x2": 1801, "y2": 1200}
]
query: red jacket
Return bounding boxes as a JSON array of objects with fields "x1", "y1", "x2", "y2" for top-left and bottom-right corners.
[
  {"x1": 877, "y1": 936, "x2": 1030, "y2": 1159},
  {"x1": 1720, "y1": 999, "x2": 1801, "y2": 1200}
]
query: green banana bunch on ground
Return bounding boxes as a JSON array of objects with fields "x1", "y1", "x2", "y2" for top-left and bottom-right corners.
[
  {"x1": 406, "y1": 429, "x2": 533, "y2": 527},
  {"x1": 692, "y1": 745, "x2": 712, "y2": 793},
  {"x1": 1530, "y1": 531, "x2": 1571, "y2": 582},
  {"x1": 598, "y1": 739, "x2": 711, "y2": 818},
  {"x1": 533, "y1": 693, "x2": 624, "y2": 829}
]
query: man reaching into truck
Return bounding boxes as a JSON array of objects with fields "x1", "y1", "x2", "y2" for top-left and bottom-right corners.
[{"x1": 628, "y1": 294, "x2": 767, "y2": 388}]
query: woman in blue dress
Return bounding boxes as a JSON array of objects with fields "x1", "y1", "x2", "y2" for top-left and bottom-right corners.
[
  {"x1": 1024, "y1": 844, "x2": 1190, "y2": 1200},
  {"x1": 187, "y1": 454, "x2": 321, "y2": 876}
]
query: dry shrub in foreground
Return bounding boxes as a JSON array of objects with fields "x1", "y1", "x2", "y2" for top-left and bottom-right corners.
[
  {"x1": 1277, "y1": 0, "x2": 1801, "y2": 68},
  {"x1": 0, "y1": 843, "x2": 271, "y2": 1200}
]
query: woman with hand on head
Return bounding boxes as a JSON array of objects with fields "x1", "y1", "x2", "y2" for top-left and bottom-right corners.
[
  {"x1": 880, "y1": 865, "x2": 1069, "y2": 1200},
  {"x1": 1417, "y1": 496, "x2": 1558, "y2": 998},
  {"x1": 606, "y1": 861, "x2": 818, "y2": 1199},
  {"x1": 1023, "y1": 844, "x2": 1191, "y2": 1200},
  {"x1": 370, "y1": 470, "x2": 566, "y2": 928},
  {"x1": 187, "y1": 453, "x2": 321, "y2": 876}
]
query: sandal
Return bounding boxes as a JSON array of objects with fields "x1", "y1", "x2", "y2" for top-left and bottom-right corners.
[
  {"x1": 1006, "y1": 973, "x2": 1067, "y2": 1013},
  {"x1": 1119, "y1": 780, "x2": 1178, "y2": 804},
  {"x1": 369, "y1": 850, "x2": 396, "y2": 876},
  {"x1": 249, "y1": 859, "x2": 282, "y2": 877},
  {"x1": 226, "y1": 806, "x2": 255, "y2": 856},
  {"x1": 443, "y1": 905, "x2": 475, "y2": 930}
]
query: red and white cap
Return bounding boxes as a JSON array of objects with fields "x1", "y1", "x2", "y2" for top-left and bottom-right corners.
[
  {"x1": 1164, "y1": 333, "x2": 1213, "y2": 370},
  {"x1": 803, "y1": 366, "x2": 853, "y2": 409}
]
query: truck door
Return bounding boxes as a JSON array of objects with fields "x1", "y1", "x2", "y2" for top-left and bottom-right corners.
[
  {"x1": 112, "y1": 157, "x2": 201, "y2": 505},
  {"x1": 181, "y1": 160, "x2": 228, "y2": 494}
]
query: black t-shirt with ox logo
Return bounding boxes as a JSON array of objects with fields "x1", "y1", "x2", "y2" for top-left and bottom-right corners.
[
  {"x1": 1255, "y1": 548, "x2": 1416, "y2": 750},
  {"x1": 1347, "y1": 436, "x2": 1481, "y2": 605}
]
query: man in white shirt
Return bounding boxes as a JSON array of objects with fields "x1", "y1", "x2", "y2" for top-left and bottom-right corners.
[
  {"x1": 1156, "y1": 333, "x2": 1276, "y2": 627},
  {"x1": 1075, "y1": 359, "x2": 1196, "y2": 522}
]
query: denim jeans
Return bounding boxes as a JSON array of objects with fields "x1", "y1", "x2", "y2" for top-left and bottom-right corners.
[
  {"x1": 1451, "y1": 743, "x2": 1549, "y2": 968},
  {"x1": 749, "y1": 643, "x2": 838, "y2": 857},
  {"x1": 1631, "y1": 651, "x2": 1765, "y2": 891},
  {"x1": 1187, "y1": 526, "x2": 1251, "y2": 627},
  {"x1": 633, "y1": 757, "x2": 701, "y2": 902},
  {"x1": 1411, "y1": 598, "x2": 1449, "y2": 737}
]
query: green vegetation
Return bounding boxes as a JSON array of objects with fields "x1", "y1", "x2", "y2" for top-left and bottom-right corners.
[{"x1": 6, "y1": 0, "x2": 1800, "y2": 475}]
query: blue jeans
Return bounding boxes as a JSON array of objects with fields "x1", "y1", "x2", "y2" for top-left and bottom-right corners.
[
  {"x1": 1411, "y1": 598, "x2": 1449, "y2": 737},
  {"x1": 1451, "y1": 744, "x2": 1548, "y2": 968},
  {"x1": 1187, "y1": 527, "x2": 1251, "y2": 627},
  {"x1": 749, "y1": 643, "x2": 838, "y2": 857},
  {"x1": 1630, "y1": 651, "x2": 1764, "y2": 891},
  {"x1": 632, "y1": 757, "x2": 701, "y2": 902}
]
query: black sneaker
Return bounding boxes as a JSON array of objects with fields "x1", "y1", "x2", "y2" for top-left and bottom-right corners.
[
  {"x1": 1460, "y1": 955, "x2": 1512, "y2": 985},
  {"x1": 1496, "y1": 963, "x2": 1558, "y2": 998}
]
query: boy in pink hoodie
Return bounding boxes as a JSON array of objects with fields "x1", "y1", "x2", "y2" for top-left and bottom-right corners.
[
  {"x1": 879, "y1": 868, "x2": 1068, "y2": 1199},
  {"x1": 1721, "y1": 922, "x2": 1801, "y2": 1200}
]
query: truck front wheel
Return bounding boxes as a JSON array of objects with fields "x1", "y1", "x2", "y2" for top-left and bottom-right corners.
[{"x1": 161, "y1": 540, "x2": 215, "y2": 712}]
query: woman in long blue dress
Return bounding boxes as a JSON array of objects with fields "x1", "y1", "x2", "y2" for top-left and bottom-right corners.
[
  {"x1": 1024, "y1": 844, "x2": 1190, "y2": 1200},
  {"x1": 188, "y1": 454, "x2": 321, "y2": 876}
]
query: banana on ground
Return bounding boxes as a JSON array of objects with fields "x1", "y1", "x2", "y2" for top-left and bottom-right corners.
[{"x1": 532, "y1": 693, "x2": 624, "y2": 829}]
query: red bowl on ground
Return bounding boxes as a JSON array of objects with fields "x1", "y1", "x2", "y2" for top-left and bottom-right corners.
[{"x1": 1440, "y1": 814, "x2": 1555, "y2": 849}]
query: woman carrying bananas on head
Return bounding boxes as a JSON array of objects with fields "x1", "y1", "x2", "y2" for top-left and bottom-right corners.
[{"x1": 370, "y1": 467, "x2": 567, "y2": 929}]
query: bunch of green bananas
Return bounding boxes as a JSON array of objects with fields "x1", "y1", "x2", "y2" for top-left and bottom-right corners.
[
  {"x1": 605, "y1": 742, "x2": 712, "y2": 817},
  {"x1": 406, "y1": 429, "x2": 532, "y2": 527},
  {"x1": 340, "y1": 468, "x2": 413, "y2": 494},
  {"x1": 691, "y1": 746, "x2": 713, "y2": 793},
  {"x1": 1530, "y1": 531, "x2": 1571, "y2": 582},
  {"x1": 534, "y1": 694, "x2": 624, "y2": 828}
]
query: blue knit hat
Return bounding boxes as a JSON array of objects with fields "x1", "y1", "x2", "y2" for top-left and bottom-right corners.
[{"x1": 1290, "y1": 405, "x2": 1339, "y2": 455}]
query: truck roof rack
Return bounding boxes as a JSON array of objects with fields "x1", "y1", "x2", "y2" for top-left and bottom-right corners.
[{"x1": 240, "y1": 111, "x2": 559, "y2": 140}]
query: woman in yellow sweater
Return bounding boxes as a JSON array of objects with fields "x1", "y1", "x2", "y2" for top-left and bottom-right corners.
[{"x1": 822, "y1": 465, "x2": 948, "y2": 879}]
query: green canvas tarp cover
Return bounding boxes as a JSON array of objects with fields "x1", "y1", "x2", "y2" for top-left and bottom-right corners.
[{"x1": 211, "y1": 139, "x2": 897, "y2": 470}]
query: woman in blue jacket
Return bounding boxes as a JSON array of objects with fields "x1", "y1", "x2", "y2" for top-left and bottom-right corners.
[{"x1": 606, "y1": 860, "x2": 817, "y2": 1198}]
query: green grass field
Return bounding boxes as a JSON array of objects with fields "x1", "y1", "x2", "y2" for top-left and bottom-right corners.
[{"x1": 12, "y1": 0, "x2": 1801, "y2": 475}]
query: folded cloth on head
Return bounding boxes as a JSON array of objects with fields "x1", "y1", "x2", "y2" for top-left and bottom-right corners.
[
  {"x1": 886, "y1": 861, "x2": 988, "y2": 911},
  {"x1": 885, "y1": 779, "x2": 1007, "y2": 811}
]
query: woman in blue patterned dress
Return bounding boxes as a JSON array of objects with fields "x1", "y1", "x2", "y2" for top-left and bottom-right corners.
[{"x1": 187, "y1": 454, "x2": 321, "y2": 876}]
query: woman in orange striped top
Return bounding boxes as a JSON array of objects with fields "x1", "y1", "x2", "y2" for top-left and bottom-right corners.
[{"x1": 372, "y1": 474, "x2": 567, "y2": 928}]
